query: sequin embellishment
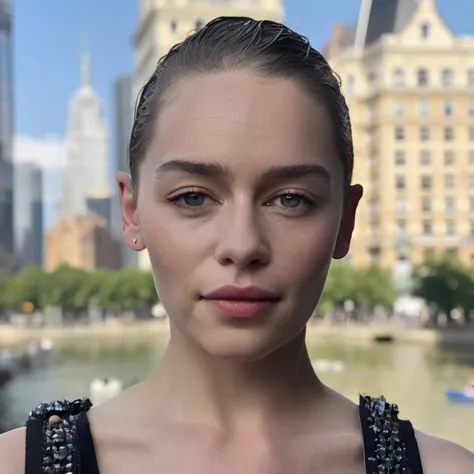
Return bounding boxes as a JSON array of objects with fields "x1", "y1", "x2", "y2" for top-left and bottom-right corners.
[
  {"x1": 27, "y1": 398, "x2": 92, "y2": 474},
  {"x1": 360, "y1": 395, "x2": 411, "y2": 474}
]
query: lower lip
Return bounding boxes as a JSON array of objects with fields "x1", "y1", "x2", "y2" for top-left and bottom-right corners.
[{"x1": 204, "y1": 299, "x2": 278, "y2": 319}]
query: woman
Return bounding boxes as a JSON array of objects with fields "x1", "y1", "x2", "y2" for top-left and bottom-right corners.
[{"x1": 2, "y1": 17, "x2": 473, "y2": 474}]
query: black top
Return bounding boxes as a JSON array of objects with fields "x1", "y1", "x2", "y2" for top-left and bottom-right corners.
[{"x1": 25, "y1": 395, "x2": 424, "y2": 474}]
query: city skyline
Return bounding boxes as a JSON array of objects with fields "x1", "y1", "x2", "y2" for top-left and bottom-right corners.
[
  {"x1": 14, "y1": 0, "x2": 473, "y2": 139},
  {"x1": 9, "y1": 0, "x2": 474, "y2": 238}
]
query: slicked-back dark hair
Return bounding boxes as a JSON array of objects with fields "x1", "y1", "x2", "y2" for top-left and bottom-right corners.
[{"x1": 129, "y1": 16, "x2": 353, "y2": 191}]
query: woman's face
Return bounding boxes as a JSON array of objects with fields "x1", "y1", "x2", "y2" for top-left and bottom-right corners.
[{"x1": 119, "y1": 71, "x2": 362, "y2": 359}]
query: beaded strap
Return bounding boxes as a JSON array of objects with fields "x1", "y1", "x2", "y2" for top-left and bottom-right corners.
[
  {"x1": 359, "y1": 395, "x2": 412, "y2": 474},
  {"x1": 26, "y1": 399, "x2": 93, "y2": 474}
]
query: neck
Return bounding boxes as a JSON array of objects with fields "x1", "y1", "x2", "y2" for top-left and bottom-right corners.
[{"x1": 147, "y1": 324, "x2": 325, "y2": 430}]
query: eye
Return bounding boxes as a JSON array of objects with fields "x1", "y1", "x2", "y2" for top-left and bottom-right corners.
[
  {"x1": 167, "y1": 189, "x2": 216, "y2": 209},
  {"x1": 278, "y1": 194, "x2": 307, "y2": 209},
  {"x1": 266, "y1": 192, "x2": 315, "y2": 211}
]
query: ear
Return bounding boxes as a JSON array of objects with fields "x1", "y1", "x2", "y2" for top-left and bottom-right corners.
[
  {"x1": 116, "y1": 171, "x2": 146, "y2": 252},
  {"x1": 333, "y1": 184, "x2": 363, "y2": 260}
]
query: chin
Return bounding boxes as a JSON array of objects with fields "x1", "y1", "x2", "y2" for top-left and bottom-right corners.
[{"x1": 195, "y1": 326, "x2": 294, "y2": 361}]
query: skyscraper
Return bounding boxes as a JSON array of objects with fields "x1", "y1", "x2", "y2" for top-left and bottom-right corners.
[
  {"x1": 0, "y1": 0, "x2": 14, "y2": 264},
  {"x1": 63, "y1": 54, "x2": 110, "y2": 218},
  {"x1": 112, "y1": 75, "x2": 137, "y2": 267},
  {"x1": 14, "y1": 163, "x2": 43, "y2": 268},
  {"x1": 114, "y1": 76, "x2": 132, "y2": 175}
]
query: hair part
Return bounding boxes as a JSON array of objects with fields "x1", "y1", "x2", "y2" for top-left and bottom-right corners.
[{"x1": 129, "y1": 17, "x2": 354, "y2": 192}]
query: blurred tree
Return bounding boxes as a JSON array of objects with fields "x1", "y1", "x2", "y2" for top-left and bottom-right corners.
[
  {"x1": 3, "y1": 265, "x2": 46, "y2": 310},
  {"x1": 0, "y1": 272, "x2": 10, "y2": 311},
  {"x1": 318, "y1": 264, "x2": 396, "y2": 316},
  {"x1": 413, "y1": 257, "x2": 474, "y2": 325},
  {"x1": 0, "y1": 266, "x2": 159, "y2": 315},
  {"x1": 353, "y1": 267, "x2": 397, "y2": 309},
  {"x1": 42, "y1": 265, "x2": 89, "y2": 314}
]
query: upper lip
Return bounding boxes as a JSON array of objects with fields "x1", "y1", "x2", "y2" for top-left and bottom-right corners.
[{"x1": 202, "y1": 285, "x2": 281, "y2": 301}]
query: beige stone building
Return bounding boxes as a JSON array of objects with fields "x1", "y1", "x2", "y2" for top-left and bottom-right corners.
[
  {"x1": 133, "y1": 0, "x2": 283, "y2": 101},
  {"x1": 132, "y1": 0, "x2": 283, "y2": 270},
  {"x1": 325, "y1": 0, "x2": 474, "y2": 268},
  {"x1": 45, "y1": 215, "x2": 121, "y2": 272}
]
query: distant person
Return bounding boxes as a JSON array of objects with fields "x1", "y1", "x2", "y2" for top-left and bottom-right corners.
[
  {"x1": 1, "y1": 16, "x2": 473, "y2": 474},
  {"x1": 465, "y1": 377, "x2": 474, "y2": 394}
]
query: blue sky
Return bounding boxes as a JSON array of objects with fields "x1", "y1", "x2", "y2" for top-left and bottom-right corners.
[
  {"x1": 15, "y1": 0, "x2": 474, "y2": 140},
  {"x1": 12, "y1": 0, "x2": 474, "y2": 231}
]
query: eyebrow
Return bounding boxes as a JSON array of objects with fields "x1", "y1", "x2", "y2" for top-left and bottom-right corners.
[
  {"x1": 155, "y1": 159, "x2": 332, "y2": 182},
  {"x1": 155, "y1": 159, "x2": 232, "y2": 180},
  {"x1": 262, "y1": 164, "x2": 332, "y2": 182}
]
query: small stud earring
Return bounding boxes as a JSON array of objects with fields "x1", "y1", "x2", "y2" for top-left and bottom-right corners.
[{"x1": 133, "y1": 238, "x2": 138, "y2": 245}]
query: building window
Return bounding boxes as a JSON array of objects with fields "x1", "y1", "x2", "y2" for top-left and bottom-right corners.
[
  {"x1": 445, "y1": 173, "x2": 456, "y2": 189},
  {"x1": 442, "y1": 69, "x2": 454, "y2": 87},
  {"x1": 444, "y1": 127, "x2": 454, "y2": 141},
  {"x1": 445, "y1": 196, "x2": 456, "y2": 213},
  {"x1": 421, "y1": 22, "x2": 430, "y2": 39},
  {"x1": 421, "y1": 175, "x2": 432, "y2": 190},
  {"x1": 471, "y1": 219, "x2": 474, "y2": 236},
  {"x1": 419, "y1": 126, "x2": 430, "y2": 141},
  {"x1": 446, "y1": 219, "x2": 456, "y2": 236},
  {"x1": 395, "y1": 127, "x2": 405, "y2": 141},
  {"x1": 470, "y1": 196, "x2": 474, "y2": 212},
  {"x1": 444, "y1": 151, "x2": 455, "y2": 165},
  {"x1": 421, "y1": 196, "x2": 431, "y2": 212},
  {"x1": 396, "y1": 175, "x2": 406, "y2": 190},
  {"x1": 395, "y1": 198, "x2": 407, "y2": 212},
  {"x1": 367, "y1": 71, "x2": 377, "y2": 83},
  {"x1": 469, "y1": 100, "x2": 474, "y2": 117},
  {"x1": 396, "y1": 219, "x2": 406, "y2": 235},
  {"x1": 470, "y1": 127, "x2": 474, "y2": 141},
  {"x1": 422, "y1": 220, "x2": 432, "y2": 236},
  {"x1": 443, "y1": 100, "x2": 454, "y2": 116},
  {"x1": 420, "y1": 150, "x2": 431, "y2": 166},
  {"x1": 395, "y1": 150, "x2": 405, "y2": 166},
  {"x1": 394, "y1": 100, "x2": 405, "y2": 117},
  {"x1": 470, "y1": 151, "x2": 474, "y2": 166},
  {"x1": 417, "y1": 98, "x2": 430, "y2": 117},
  {"x1": 469, "y1": 70, "x2": 474, "y2": 87},
  {"x1": 170, "y1": 20, "x2": 177, "y2": 32},
  {"x1": 417, "y1": 69, "x2": 429, "y2": 87},
  {"x1": 470, "y1": 174, "x2": 474, "y2": 189},
  {"x1": 195, "y1": 18, "x2": 204, "y2": 30},
  {"x1": 393, "y1": 68, "x2": 405, "y2": 87},
  {"x1": 366, "y1": 103, "x2": 376, "y2": 119}
]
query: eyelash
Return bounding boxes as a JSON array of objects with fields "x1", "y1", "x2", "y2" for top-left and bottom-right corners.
[
  {"x1": 166, "y1": 188, "x2": 316, "y2": 212},
  {"x1": 266, "y1": 190, "x2": 316, "y2": 212}
]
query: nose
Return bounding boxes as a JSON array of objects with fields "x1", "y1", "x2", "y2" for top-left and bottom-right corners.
[{"x1": 214, "y1": 202, "x2": 271, "y2": 269}]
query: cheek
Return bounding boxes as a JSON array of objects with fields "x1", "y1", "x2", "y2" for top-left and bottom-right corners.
[
  {"x1": 137, "y1": 198, "x2": 210, "y2": 298},
  {"x1": 274, "y1": 216, "x2": 339, "y2": 283}
]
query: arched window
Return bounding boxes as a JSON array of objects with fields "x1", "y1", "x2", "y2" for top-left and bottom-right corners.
[
  {"x1": 393, "y1": 68, "x2": 405, "y2": 87},
  {"x1": 420, "y1": 22, "x2": 430, "y2": 39},
  {"x1": 417, "y1": 69, "x2": 429, "y2": 87}
]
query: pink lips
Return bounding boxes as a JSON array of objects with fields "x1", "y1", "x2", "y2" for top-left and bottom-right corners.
[{"x1": 201, "y1": 285, "x2": 281, "y2": 319}]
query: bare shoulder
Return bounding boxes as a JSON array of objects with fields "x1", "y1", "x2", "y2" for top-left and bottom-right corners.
[
  {"x1": 416, "y1": 429, "x2": 474, "y2": 474},
  {"x1": 0, "y1": 427, "x2": 26, "y2": 474}
]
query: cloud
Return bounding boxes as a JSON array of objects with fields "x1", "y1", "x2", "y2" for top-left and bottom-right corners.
[
  {"x1": 13, "y1": 134, "x2": 67, "y2": 230},
  {"x1": 13, "y1": 134, "x2": 67, "y2": 170}
]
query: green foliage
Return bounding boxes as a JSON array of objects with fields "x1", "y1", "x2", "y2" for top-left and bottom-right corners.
[
  {"x1": 413, "y1": 257, "x2": 474, "y2": 321},
  {"x1": 0, "y1": 266, "x2": 158, "y2": 313},
  {"x1": 319, "y1": 263, "x2": 397, "y2": 311}
]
